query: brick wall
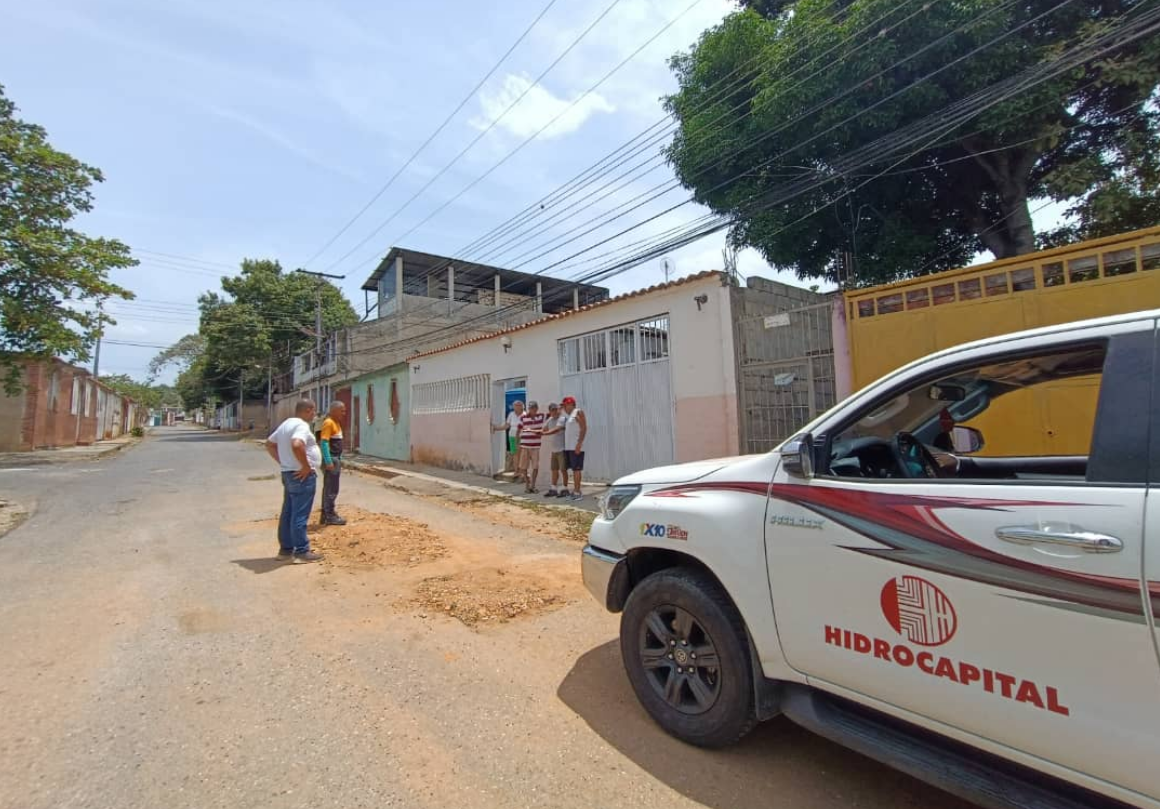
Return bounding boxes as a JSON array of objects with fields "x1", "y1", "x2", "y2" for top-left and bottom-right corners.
[{"x1": 0, "y1": 360, "x2": 136, "y2": 451}]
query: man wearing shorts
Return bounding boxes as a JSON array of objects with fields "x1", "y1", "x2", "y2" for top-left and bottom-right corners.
[
  {"x1": 517, "y1": 401, "x2": 546, "y2": 494},
  {"x1": 561, "y1": 396, "x2": 587, "y2": 501},
  {"x1": 541, "y1": 403, "x2": 569, "y2": 497}
]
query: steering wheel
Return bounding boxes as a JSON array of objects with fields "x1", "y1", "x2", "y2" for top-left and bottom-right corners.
[{"x1": 891, "y1": 431, "x2": 940, "y2": 479}]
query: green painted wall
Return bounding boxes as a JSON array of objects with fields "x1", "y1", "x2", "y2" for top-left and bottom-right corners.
[{"x1": 351, "y1": 363, "x2": 410, "y2": 461}]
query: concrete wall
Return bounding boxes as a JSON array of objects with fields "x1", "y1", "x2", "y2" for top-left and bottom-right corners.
[
  {"x1": 216, "y1": 401, "x2": 271, "y2": 433},
  {"x1": 410, "y1": 411, "x2": 492, "y2": 471},
  {"x1": 349, "y1": 364, "x2": 410, "y2": 461},
  {"x1": 409, "y1": 273, "x2": 738, "y2": 477}
]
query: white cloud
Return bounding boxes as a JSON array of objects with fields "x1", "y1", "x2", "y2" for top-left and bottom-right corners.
[{"x1": 472, "y1": 74, "x2": 615, "y2": 140}]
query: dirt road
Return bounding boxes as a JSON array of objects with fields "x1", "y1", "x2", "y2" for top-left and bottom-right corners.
[{"x1": 0, "y1": 427, "x2": 968, "y2": 809}]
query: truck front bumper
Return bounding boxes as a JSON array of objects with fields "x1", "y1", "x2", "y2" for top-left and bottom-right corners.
[{"x1": 581, "y1": 544, "x2": 629, "y2": 612}]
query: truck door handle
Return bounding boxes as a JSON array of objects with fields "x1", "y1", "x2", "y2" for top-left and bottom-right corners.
[{"x1": 995, "y1": 524, "x2": 1123, "y2": 554}]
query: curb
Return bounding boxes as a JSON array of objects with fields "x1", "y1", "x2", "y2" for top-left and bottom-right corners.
[{"x1": 343, "y1": 458, "x2": 600, "y2": 515}]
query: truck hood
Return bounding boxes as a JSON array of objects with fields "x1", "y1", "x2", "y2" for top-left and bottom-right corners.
[{"x1": 615, "y1": 455, "x2": 761, "y2": 486}]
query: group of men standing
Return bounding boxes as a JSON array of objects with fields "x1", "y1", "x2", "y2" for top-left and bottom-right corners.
[
  {"x1": 495, "y1": 397, "x2": 587, "y2": 501},
  {"x1": 264, "y1": 394, "x2": 587, "y2": 561},
  {"x1": 263, "y1": 398, "x2": 348, "y2": 564}
]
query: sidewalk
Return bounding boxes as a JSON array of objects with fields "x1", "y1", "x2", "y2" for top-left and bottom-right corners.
[
  {"x1": 0, "y1": 433, "x2": 141, "y2": 469},
  {"x1": 341, "y1": 453, "x2": 606, "y2": 514}
]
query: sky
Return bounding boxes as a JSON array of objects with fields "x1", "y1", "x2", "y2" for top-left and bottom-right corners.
[{"x1": 1, "y1": 0, "x2": 1065, "y2": 383}]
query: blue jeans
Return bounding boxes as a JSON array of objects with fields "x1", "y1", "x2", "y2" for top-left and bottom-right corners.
[{"x1": 279, "y1": 471, "x2": 317, "y2": 554}]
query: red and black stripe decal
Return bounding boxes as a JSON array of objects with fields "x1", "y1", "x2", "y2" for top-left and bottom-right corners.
[{"x1": 649, "y1": 481, "x2": 1155, "y2": 616}]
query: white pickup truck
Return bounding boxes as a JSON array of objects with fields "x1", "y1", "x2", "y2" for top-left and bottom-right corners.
[{"x1": 582, "y1": 310, "x2": 1160, "y2": 809}]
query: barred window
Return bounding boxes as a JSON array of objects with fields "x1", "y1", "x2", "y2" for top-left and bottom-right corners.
[
  {"x1": 559, "y1": 339, "x2": 581, "y2": 374},
  {"x1": 582, "y1": 333, "x2": 607, "y2": 370},
  {"x1": 639, "y1": 317, "x2": 669, "y2": 361},
  {"x1": 560, "y1": 315, "x2": 669, "y2": 373},
  {"x1": 412, "y1": 374, "x2": 489, "y2": 414}
]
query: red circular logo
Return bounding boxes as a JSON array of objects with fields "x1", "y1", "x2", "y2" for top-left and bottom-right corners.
[{"x1": 880, "y1": 575, "x2": 957, "y2": 647}]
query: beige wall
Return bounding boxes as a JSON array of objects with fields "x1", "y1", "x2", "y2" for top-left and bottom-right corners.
[{"x1": 410, "y1": 411, "x2": 492, "y2": 473}]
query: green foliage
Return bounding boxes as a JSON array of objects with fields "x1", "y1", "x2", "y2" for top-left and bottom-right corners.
[
  {"x1": 147, "y1": 333, "x2": 205, "y2": 381},
  {"x1": 0, "y1": 84, "x2": 137, "y2": 391},
  {"x1": 155, "y1": 259, "x2": 358, "y2": 404},
  {"x1": 130, "y1": 426, "x2": 145, "y2": 438},
  {"x1": 175, "y1": 354, "x2": 212, "y2": 411},
  {"x1": 666, "y1": 0, "x2": 1160, "y2": 285},
  {"x1": 99, "y1": 374, "x2": 178, "y2": 409}
]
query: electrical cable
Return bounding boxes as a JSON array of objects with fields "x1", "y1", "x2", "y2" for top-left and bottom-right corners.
[{"x1": 297, "y1": 0, "x2": 563, "y2": 269}]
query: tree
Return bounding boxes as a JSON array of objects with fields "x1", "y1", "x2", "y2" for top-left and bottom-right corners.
[
  {"x1": 175, "y1": 356, "x2": 212, "y2": 411},
  {"x1": 153, "y1": 259, "x2": 358, "y2": 404},
  {"x1": 666, "y1": 1, "x2": 1160, "y2": 285},
  {"x1": 0, "y1": 84, "x2": 137, "y2": 390},
  {"x1": 99, "y1": 374, "x2": 178, "y2": 409},
  {"x1": 146, "y1": 333, "x2": 205, "y2": 381}
]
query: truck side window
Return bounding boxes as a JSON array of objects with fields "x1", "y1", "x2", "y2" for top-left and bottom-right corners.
[{"x1": 824, "y1": 343, "x2": 1134, "y2": 484}]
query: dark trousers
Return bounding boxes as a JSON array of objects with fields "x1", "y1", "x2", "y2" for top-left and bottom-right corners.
[
  {"x1": 322, "y1": 457, "x2": 342, "y2": 518},
  {"x1": 279, "y1": 471, "x2": 317, "y2": 553}
]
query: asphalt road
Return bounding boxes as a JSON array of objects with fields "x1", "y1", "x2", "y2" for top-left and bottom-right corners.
[{"x1": 0, "y1": 426, "x2": 971, "y2": 809}]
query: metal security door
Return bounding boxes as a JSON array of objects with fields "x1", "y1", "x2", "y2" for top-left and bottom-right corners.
[
  {"x1": 738, "y1": 301, "x2": 836, "y2": 454},
  {"x1": 559, "y1": 318, "x2": 674, "y2": 482}
]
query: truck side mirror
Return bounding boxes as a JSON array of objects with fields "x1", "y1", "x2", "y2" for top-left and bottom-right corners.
[
  {"x1": 781, "y1": 434, "x2": 814, "y2": 478},
  {"x1": 952, "y1": 426, "x2": 984, "y2": 453}
]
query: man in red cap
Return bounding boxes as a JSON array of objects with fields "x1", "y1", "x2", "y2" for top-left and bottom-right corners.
[{"x1": 560, "y1": 396, "x2": 587, "y2": 501}]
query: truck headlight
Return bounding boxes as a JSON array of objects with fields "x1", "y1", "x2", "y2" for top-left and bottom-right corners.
[{"x1": 600, "y1": 485, "x2": 641, "y2": 521}]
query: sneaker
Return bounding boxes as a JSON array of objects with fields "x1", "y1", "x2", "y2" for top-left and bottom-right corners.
[
  {"x1": 291, "y1": 551, "x2": 324, "y2": 564},
  {"x1": 322, "y1": 515, "x2": 347, "y2": 526},
  {"x1": 568, "y1": 492, "x2": 583, "y2": 501},
  {"x1": 276, "y1": 549, "x2": 293, "y2": 560},
  {"x1": 544, "y1": 490, "x2": 557, "y2": 498}
]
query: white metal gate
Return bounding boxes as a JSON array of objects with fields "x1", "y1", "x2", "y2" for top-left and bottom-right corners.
[{"x1": 559, "y1": 316, "x2": 674, "y2": 482}]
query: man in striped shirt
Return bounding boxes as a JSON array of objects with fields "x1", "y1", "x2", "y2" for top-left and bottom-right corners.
[{"x1": 518, "y1": 401, "x2": 546, "y2": 494}]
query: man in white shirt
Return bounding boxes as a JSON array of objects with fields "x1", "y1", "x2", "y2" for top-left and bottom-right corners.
[
  {"x1": 491, "y1": 400, "x2": 525, "y2": 482},
  {"x1": 265, "y1": 400, "x2": 324, "y2": 564},
  {"x1": 541, "y1": 402, "x2": 569, "y2": 497}
]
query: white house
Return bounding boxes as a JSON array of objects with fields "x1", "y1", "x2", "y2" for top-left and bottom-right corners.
[{"x1": 406, "y1": 272, "x2": 746, "y2": 482}]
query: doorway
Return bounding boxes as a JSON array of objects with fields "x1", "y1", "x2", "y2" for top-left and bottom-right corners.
[{"x1": 491, "y1": 377, "x2": 526, "y2": 475}]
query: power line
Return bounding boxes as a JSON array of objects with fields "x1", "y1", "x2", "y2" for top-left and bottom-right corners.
[
  {"x1": 337, "y1": 0, "x2": 1153, "y2": 359},
  {"x1": 331, "y1": 0, "x2": 886, "y2": 283},
  {"x1": 326, "y1": 0, "x2": 1011, "y2": 346},
  {"x1": 319, "y1": 0, "x2": 630, "y2": 274},
  {"x1": 360, "y1": 0, "x2": 712, "y2": 270},
  {"x1": 298, "y1": 0, "x2": 564, "y2": 269},
  {"x1": 131, "y1": 249, "x2": 236, "y2": 270},
  {"x1": 338, "y1": 0, "x2": 925, "y2": 325},
  {"x1": 466, "y1": 0, "x2": 926, "y2": 268}
]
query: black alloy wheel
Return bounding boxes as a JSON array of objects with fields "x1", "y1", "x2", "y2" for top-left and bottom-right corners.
[
  {"x1": 639, "y1": 605, "x2": 722, "y2": 715},
  {"x1": 620, "y1": 567, "x2": 756, "y2": 747}
]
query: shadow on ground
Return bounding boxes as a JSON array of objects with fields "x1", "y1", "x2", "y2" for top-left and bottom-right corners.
[
  {"x1": 557, "y1": 640, "x2": 972, "y2": 809},
  {"x1": 154, "y1": 431, "x2": 255, "y2": 443},
  {"x1": 232, "y1": 558, "x2": 289, "y2": 574}
]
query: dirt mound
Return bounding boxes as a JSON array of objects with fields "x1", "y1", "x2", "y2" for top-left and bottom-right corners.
[
  {"x1": 428, "y1": 496, "x2": 596, "y2": 543},
  {"x1": 411, "y1": 567, "x2": 566, "y2": 627},
  {"x1": 307, "y1": 506, "x2": 447, "y2": 568}
]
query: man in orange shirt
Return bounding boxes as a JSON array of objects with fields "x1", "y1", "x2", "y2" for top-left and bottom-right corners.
[{"x1": 319, "y1": 400, "x2": 347, "y2": 526}]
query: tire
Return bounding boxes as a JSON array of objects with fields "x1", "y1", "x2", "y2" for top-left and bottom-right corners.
[{"x1": 620, "y1": 567, "x2": 756, "y2": 747}]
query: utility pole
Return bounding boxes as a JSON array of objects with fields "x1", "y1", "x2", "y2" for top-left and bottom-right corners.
[
  {"x1": 266, "y1": 351, "x2": 273, "y2": 434},
  {"x1": 294, "y1": 270, "x2": 345, "y2": 410},
  {"x1": 92, "y1": 301, "x2": 105, "y2": 379}
]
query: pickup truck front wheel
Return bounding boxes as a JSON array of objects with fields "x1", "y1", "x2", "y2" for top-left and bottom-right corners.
[{"x1": 620, "y1": 567, "x2": 755, "y2": 747}]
